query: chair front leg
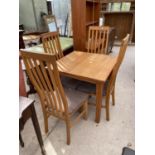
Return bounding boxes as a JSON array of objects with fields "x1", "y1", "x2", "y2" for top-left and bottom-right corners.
[
  {"x1": 83, "y1": 100, "x2": 88, "y2": 120},
  {"x1": 65, "y1": 118, "x2": 71, "y2": 145},
  {"x1": 44, "y1": 114, "x2": 48, "y2": 134},
  {"x1": 105, "y1": 94, "x2": 110, "y2": 121}
]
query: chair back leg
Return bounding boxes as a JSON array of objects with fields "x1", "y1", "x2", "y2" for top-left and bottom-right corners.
[
  {"x1": 105, "y1": 94, "x2": 110, "y2": 121},
  {"x1": 112, "y1": 88, "x2": 115, "y2": 106}
]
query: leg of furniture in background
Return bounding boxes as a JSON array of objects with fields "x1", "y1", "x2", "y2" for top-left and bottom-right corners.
[
  {"x1": 122, "y1": 147, "x2": 135, "y2": 155},
  {"x1": 19, "y1": 97, "x2": 46, "y2": 155},
  {"x1": 19, "y1": 132, "x2": 24, "y2": 147},
  {"x1": 30, "y1": 103, "x2": 46, "y2": 155}
]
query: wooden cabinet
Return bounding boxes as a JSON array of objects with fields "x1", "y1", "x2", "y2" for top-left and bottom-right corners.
[
  {"x1": 100, "y1": 0, "x2": 135, "y2": 43},
  {"x1": 71, "y1": 0, "x2": 100, "y2": 51}
]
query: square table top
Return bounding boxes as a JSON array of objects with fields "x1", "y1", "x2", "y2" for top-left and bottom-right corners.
[{"x1": 57, "y1": 51, "x2": 117, "y2": 83}]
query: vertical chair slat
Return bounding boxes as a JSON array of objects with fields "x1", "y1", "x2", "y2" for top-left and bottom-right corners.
[
  {"x1": 46, "y1": 63, "x2": 64, "y2": 113},
  {"x1": 27, "y1": 59, "x2": 44, "y2": 90},
  {"x1": 94, "y1": 29, "x2": 98, "y2": 53},
  {"x1": 39, "y1": 61, "x2": 56, "y2": 112},
  {"x1": 56, "y1": 36, "x2": 63, "y2": 58},
  {"x1": 100, "y1": 30, "x2": 106, "y2": 54},
  {"x1": 33, "y1": 59, "x2": 49, "y2": 91}
]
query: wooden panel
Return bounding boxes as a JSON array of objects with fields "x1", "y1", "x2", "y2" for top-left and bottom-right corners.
[
  {"x1": 104, "y1": 13, "x2": 133, "y2": 40},
  {"x1": 100, "y1": 0, "x2": 135, "y2": 42},
  {"x1": 71, "y1": 0, "x2": 86, "y2": 51},
  {"x1": 71, "y1": 0, "x2": 100, "y2": 51},
  {"x1": 86, "y1": 3, "x2": 99, "y2": 23},
  {"x1": 132, "y1": 26, "x2": 135, "y2": 42}
]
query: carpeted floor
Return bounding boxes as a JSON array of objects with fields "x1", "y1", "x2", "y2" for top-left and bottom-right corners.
[{"x1": 19, "y1": 45, "x2": 135, "y2": 155}]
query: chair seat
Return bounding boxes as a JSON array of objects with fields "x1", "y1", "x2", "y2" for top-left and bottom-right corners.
[
  {"x1": 64, "y1": 88, "x2": 88, "y2": 114},
  {"x1": 61, "y1": 76, "x2": 80, "y2": 90},
  {"x1": 76, "y1": 80, "x2": 109, "y2": 96},
  {"x1": 61, "y1": 76, "x2": 108, "y2": 96}
]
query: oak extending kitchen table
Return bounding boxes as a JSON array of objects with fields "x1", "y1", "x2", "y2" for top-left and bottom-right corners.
[{"x1": 57, "y1": 51, "x2": 117, "y2": 123}]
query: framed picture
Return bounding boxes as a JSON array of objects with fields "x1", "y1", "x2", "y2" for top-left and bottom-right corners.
[{"x1": 43, "y1": 15, "x2": 58, "y2": 32}]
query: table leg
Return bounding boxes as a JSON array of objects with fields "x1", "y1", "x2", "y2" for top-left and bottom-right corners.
[
  {"x1": 30, "y1": 103, "x2": 46, "y2": 155},
  {"x1": 95, "y1": 82, "x2": 103, "y2": 123}
]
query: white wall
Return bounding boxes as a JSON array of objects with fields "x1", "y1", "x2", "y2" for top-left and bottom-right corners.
[
  {"x1": 19, "y1": 0, "x2": 37, "y2": 31},
  {"x1": 19, "y1": 0, "x2": 48, "y2": 31}
]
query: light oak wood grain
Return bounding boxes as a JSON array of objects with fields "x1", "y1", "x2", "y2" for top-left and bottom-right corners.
[{"x1": 57, "y1": 51, "x2": 117, "y2": 83}]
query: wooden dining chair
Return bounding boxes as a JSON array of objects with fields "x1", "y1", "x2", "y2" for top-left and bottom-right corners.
[
  {"x1": 41, "y1": 31, "x2": 64, "y2": 60},
  {"x1": 41, "y1": 31, "x2": 76, "y2": 90},
  {"x1": 87, "y1": 26, "x2": 110, "y2": 54},
  {"x1": 20, "y1": 50, "x2": 88, "y2": 145},
  {"x1": 76, "y1": 34, "x2": 130, "y2": 121}
]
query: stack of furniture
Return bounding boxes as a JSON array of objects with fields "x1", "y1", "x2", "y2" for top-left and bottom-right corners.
[{"x1": 100, "y1": 0, "x2": 135, "y2": 43}]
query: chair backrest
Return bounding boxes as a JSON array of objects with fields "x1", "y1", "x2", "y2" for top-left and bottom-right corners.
[
  {"x1": 20, "y1": 50, "x2": 69, "y2": 118},
  {"x1": 43, "y1": 15, "x2": 58, "y2": 32},
  {"x1": 87, "y1": 26, "x2": 110, "y2": 54},
  {"x1": 107, "y1": 34, "x2": 130, "y2": 93},
  {"x1": 41, "y1": 32, "x2": 64, "y2": 60}
]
